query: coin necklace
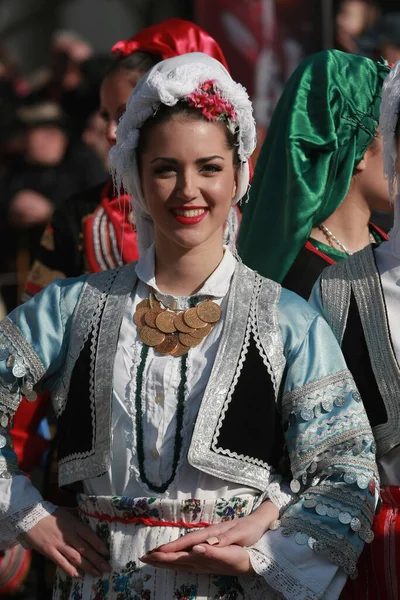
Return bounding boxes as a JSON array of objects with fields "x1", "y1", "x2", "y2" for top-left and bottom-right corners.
[
  {"x1": 134, "y1": 289, "x2": 222, "y2": 356},
  {"x1": 135, "y1": 310, "x2": 192, "y2": 493}
]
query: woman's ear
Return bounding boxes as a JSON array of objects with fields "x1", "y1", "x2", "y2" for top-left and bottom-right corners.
[{"x1": 354, "y1": 154, "x2": 367, "y2": 173}]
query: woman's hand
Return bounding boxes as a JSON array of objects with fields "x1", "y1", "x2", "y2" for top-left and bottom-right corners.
[
  {"x1": 140, "y1": 499, "x2": 279, "y2": 575},
  {"x1": 151, "y1": 499, "x2": 279, "y2": 555},
  {"x1": 20, "y1": 507, "x2": 111, "y2": 578},
  {"x1": 140, "y1": 543, "x2": 253, "y2": 576}
]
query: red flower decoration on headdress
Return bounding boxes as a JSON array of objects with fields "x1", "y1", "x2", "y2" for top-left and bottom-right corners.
[{"x1": 186, "y1": 80, "x2": 237, "y2": 123}]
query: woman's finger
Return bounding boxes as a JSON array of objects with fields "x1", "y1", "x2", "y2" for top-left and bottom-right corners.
[
  {"x1": 155, "y1": 521, "x2": 236, "y2": 553},
  {"x1": 141, "y1": 550, "x2": 191, "y2": 564},
  {"x1": 75, "y1": 520, "x2": 109, "y2": 557},
  {"x1": 48, "y1": 548, "x2": 81, "y2": 579},
  {"x1": 62, "y1": 545, "x2": 103, "y2": 578},
  {"x1": 69, "y1": 537, "x2": 111, "y2": 574}
]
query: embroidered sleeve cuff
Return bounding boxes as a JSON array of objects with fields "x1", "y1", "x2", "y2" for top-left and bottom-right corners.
[{"x1": 0, "y1": 501, "x2": 57, "y2": 550}]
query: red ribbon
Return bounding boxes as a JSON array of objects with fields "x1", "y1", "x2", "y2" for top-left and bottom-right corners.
[{"x1": 78, "y1": 508, "x2": 212, "y2": 529}]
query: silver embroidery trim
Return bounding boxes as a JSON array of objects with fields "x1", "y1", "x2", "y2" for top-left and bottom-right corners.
[
  {"x1": 279, "y1": 516, "x2": 359, "y2": 576},
  {"x1": 321, "y1": 267, "x2": 351, "y2": 346},
  {"x1": 255, "y1": 277, "x2": 285, "y2": 396},
  {"x1": 51, "y1": 269, "x2": 116, "y2": 416},
  {"x1": 211, "y1": 275, "x2": 253, "y2": 458},
  {"x1": 282, "y1": 369, "x2": 355, "y2": 420},
  {"x1": 58, "y1": 262, "x2": 138, "y2": 486},
  {"x1": 188, "y1": 262, "x2": 278, "y2": 491},
  {"x1": 347, "y1": 246, "x2": 400, "y2": 457},
  {"x1": 0, "y1": 317, "x2": 45, "y2": 383}
]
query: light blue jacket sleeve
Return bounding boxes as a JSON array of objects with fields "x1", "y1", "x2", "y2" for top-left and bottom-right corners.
[
  {"x1": 0, "y1": 277, "x2": 86, "y2": 548},
  {"x1": 243, "y1": 289, "x2": 378, "y2": 600},
  {"x1": 0, "y1": 276, "x2": 87, "y2": 417}
]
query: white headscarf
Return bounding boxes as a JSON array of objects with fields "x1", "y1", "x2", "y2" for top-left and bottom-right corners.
[
  {"x1": 380, "y1": 60, "x2": 400, "y2": 202},
  {"x1": 109, "y1": 52, "x2": 256, "y2": 254},
  {"x1": 380, "y1": 60, "x2": 400, "y2": 254}
]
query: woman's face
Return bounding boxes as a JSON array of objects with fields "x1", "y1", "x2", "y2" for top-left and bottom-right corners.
[
  {"x1": 140, "y1": 116, "x2": 238, "y2": 253},
  {"x1": 100, "y1": 69, "x2": 142, "y2": 148}
]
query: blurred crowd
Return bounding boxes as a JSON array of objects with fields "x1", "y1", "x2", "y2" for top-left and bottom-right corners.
[
  {"x1": 0, "y1": 31, "x2": 111, "y2": 315},
  {"x1": 1, "y1": 1, "x2": 400, "y2": 317}
]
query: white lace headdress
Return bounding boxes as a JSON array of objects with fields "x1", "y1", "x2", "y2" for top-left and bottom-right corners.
[
  {"x1": 109, "y1": 52, "x2": 256, "y2": 254},
  {"x1": 380, "y1": 60, "x2": 400, "y2": 201}
]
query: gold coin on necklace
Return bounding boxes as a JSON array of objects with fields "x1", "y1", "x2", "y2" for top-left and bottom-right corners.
[
  {"x1": 140, "y1": 326, "x2": 165, "y2": 347},
  {"x1": 174, "y1": 312, "x2": 195, "y2": 333},
  {"x1": 188, "y1": 322, "x2": 213, "y2": 339},
  {"x1": 133, "y1": 307, "x2": 149, "y2": 326},
  {"x1": 145, "y1": 308, "x2": 163, "y2": 328},
  {"x1": 136, "y1": 299, "x2": 150, "y2": 311},
  {"x1": 155, "y1": 311, "x2": 177, "y2": 334},
  {"x1": 179, "y1": 332, "x2": 203, "y2": 348},
  {"x1": 173, "y1": 342, "x2": 190, "y2": 356},
  {"x1": 154, "y1": 334, "x2": 178, "y2": 355},
  {"x1": 197, "y1": 301, "x2": 221, "y2": 324},
  {"x1": 183, "y1": 307, "x2": 208, "y2": 329}
]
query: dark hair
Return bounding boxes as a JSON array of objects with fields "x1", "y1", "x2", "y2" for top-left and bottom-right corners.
[
  {"x1": 105, "y1": 51, "x2": 161, "y2": 80},
  {"x1": 137, "y1": 101, "x2": 241, "y2": 168}
]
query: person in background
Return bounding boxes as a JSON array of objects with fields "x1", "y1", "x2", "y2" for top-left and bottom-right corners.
[
  {"x1": 357, "y1": 12, "x2": 400, "y2": 64},
  {"x1": 29, "y1": 30, "x2": 93, "y2": 105},
  {"x1": 336, "y1": 0, "x2": 380, "y2": 54},
  {"x1": 238, "y1": 50, "x2": 390, "y2": 300},
  {"x1": 0, "y1": 101, "x2": 107, "y2": 312},
  {"x1": 23, "y1": 18, "x2": 231, "y2": 301},
  {"x1": 309, "y1": 59, "x2": 400, "y2": 599}
]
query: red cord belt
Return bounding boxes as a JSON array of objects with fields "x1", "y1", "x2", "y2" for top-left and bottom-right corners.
[{"x1": 78, "y1": 508, "x2": 212, "y2": 529}]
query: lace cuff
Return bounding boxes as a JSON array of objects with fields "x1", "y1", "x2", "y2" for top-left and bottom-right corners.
[
  {"x1": 242, "y1": 546, "x2": 318, "y2": 600},
  {"x1": 240, "y1": 528, "x2": 344, "y2": 600},
  {"x1": 0, "y1": 501, "x2": 57, "y2": 549}
]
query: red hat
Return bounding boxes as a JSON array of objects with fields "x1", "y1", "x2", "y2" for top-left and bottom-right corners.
[{"x1": 111, "y1": 18, "x2": 229, "y2": 71}]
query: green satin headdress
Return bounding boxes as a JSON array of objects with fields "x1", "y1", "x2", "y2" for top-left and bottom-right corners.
[{"x1": 239, "y1": 50, "x2": 390, "y2": 283}]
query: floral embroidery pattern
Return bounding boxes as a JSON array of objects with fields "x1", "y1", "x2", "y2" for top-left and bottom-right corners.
[
  {"x1": 212, "y1": 575, "x2": 243, "y2": 600},
  {"x1": 54, "y1": 571, "x2": 83, "y2": 600},
  {"x1": 174, "y1": 583, "x2": 198, "y2": 599},
  {"x1": 111, "y1": 496, "x2": 161, "y2": 521},
  {"x1": 112, "y1": 560, "x2": 151, "y2": 599},
  {"x1": 181, "y1": 499, "x2": 202, "y2": 522},
  {"x1": 216, "y1": 498, "x2": 249, "y2": 522},
  {"x1": 96, "y1": 521, "x2": 111, "y2": 551},
  {"x1": 92, "y1": 578, "x2": 110, "y2": 600}
]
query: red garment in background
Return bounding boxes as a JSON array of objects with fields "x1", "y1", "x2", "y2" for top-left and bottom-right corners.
[
  {"x1": 111, "y1": 18, "x2": 229, "y2": 71},
  {"x1": 340, "y1": 486, "x2": 400, "y2": 599}
]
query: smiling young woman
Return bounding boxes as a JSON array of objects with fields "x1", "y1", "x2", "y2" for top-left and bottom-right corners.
[{"x1": 0, "y1": 53, "x2": 378, "y2": 600}]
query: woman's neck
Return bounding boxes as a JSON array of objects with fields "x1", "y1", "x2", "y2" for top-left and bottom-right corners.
[
  {"x1": 153, "y1": 234, "x2": 225, "y2": 296},
  {"x1": 310, "y1": 192, "x2": 372, "y2": 255}
]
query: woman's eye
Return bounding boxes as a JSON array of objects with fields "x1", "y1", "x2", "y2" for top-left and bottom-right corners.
[
  {"x1": 100, "y1": 111, "x2": 109, "y2": 123},
  {"x1": 202, "y1": 164, "x2": 222, "y2": 174},
  {"x1": 154, "y1": 165, "x2": 176, "y2": 175}
]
